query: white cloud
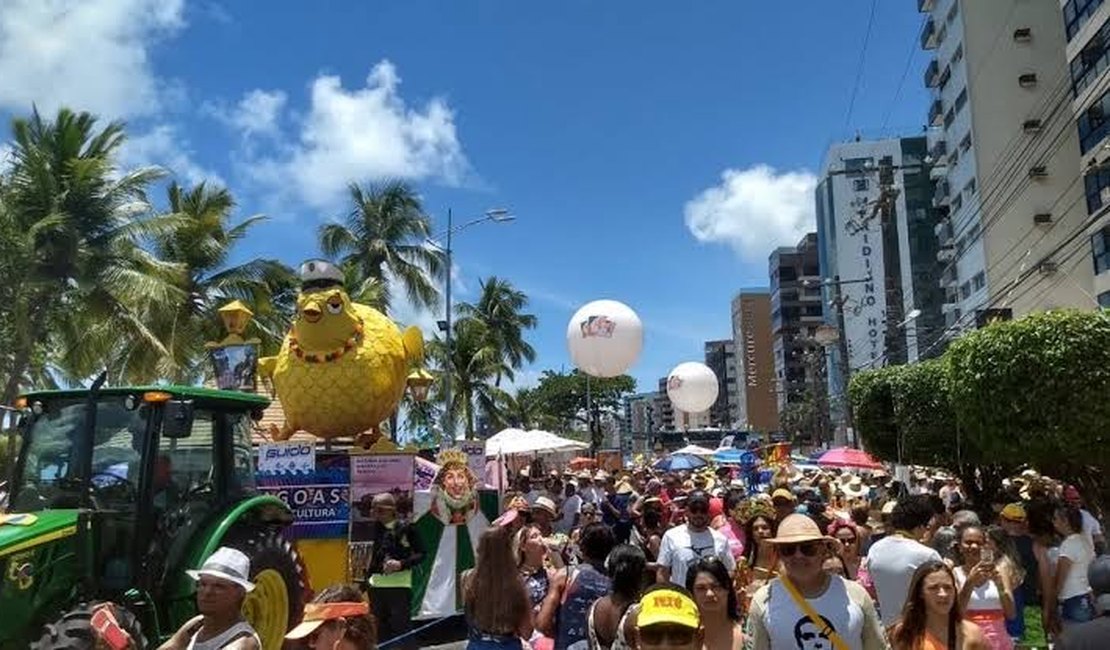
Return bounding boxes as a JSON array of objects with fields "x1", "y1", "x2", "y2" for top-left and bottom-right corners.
[
  {"x1": 684, "y1": 165, "x2": 818, "y2": 262},
  {"x1": 120, "y1": 124, "x2": 224, "y2": 187},
  {"x1": 204, "y1": 89, "x2": 287, "y2": 139},
  {"x1": 0, "y1": 0, "x2": 186, "y2": 118},
  {"x1": 243, "y1": 60, "x2": 468, "y2": 209}
]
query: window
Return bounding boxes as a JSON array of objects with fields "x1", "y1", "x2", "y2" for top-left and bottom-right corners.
[
  {"x1": 1070, "y1": 20, "x2": 1110, "y2": 96},
  {"x1": 1065, "y1": 0, "x2": 1105, "y2": 42},
  {"x1": 952, "y1": 43, "x2": 964, "y2": 65},
  {"x1": 954, "y1": 88, "x2": 968, "y2": 113},
  {"x1": 965, "y1": 177, "x2": 977, "y2": 196},
  {"x1": 968, "y1": 222, "x2": 981, "y2": 241},
  {"x1": 952, "y1": 193, "x2": 963, "y2": 214},
  {"x1": 947, "y1": 1, "x2": 959, "y2": 24},
  {"x1": 1084, "y1": 167, "x2": 1110, "y2": 213},
  {"x1": 853, "y1": 178, "x2": 869, "y2": 192},
  {"x1": 1092, "y1": 226, "x2": 1110, "y2": 274},
  {"x1": 972, "y1": 271, "x2": 986, "y2": 291},
  {"x1": 960, "y1": 281, "x2": 972, "y2": 299},
  {"x1": 1099, "y1": 290, "x2": 1110, "y2": 307},
  {"x1": 228, "y1": 411, "x2": 256, "y2": 491},
  {"x1": 844, "y1": 157, "x2": 874, "y2": 174},
  {"x1": 944, "y1": 107, "x2": 956, "y2": 129},
  {"x1": 1078, "y1": 94, "x2": 1109, "y2": 153},
  {"x1": 960, "y1": 132, "x2": 973, "y2": 153},
  {"x1": 948, "y1": 150, "x2": 959, "y2": 169}
]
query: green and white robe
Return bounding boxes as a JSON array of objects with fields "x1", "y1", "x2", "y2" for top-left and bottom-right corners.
[{"x1": 409, "y1": 488, "x2": 500, "y2": 619}]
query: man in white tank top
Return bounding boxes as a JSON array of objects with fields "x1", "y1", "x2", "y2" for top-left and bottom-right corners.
[
  {"x1": 744, "y1": 514, "x2": 889, "y2": 650},
  {"x1": 158, "y1": 547, "x2": 262, "y2": 650}
]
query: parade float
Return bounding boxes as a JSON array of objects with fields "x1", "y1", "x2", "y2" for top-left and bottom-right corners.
[{"x1": 249, "y1": 259, "x2": 503, "y2": 622}]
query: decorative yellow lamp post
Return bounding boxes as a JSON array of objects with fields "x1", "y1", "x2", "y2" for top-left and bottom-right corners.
[
  {"x1": 406, "y1": 367, "x2": 435, "y2": 403},
  {"x1": 206, "y1": 300, "x2": 262, "y2": 391}
]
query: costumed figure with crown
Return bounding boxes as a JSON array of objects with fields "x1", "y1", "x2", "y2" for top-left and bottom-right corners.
[{"x1": 408, "y1": 449, "x2": 500, "y2": 619}]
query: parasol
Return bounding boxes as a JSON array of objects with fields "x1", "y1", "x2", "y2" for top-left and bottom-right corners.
[
  {"x1": 651, "y1": 453, "x2": 708, "y2": 472},
  {"x1": 817, "y1": 447, "x2": 884, "y2": 470}
]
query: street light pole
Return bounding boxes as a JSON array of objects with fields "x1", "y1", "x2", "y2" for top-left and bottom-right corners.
[
  {"x1": 443, "y1": 208, "x2": 453, "y2": 446},
  {"x1": 433, "y1": 208, "x2": 515, "y2": 448}
]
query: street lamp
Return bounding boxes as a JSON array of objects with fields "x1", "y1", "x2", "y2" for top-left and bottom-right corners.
[{"x1": 428, "y1": 208, "x2": 515, "y2": 447}]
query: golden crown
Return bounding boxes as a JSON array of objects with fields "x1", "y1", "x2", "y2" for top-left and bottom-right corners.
[{"x1": 436, "y1": 448, "x2": 470, "y2": 469}]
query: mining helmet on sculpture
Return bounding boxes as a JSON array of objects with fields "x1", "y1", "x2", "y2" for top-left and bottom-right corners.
[{"x1": 299, "y1": 259, "x2": 345, "y2": 290}]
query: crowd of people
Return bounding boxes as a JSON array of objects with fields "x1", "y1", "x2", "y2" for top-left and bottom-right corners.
[
  {"x1": 458, "y1": 462, "x2": 1109, "y2": 649},
  {"x1": 146, "y1": 460, "x2": 1108, "y2": 650}
]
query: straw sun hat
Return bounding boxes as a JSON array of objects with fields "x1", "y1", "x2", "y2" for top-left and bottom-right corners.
[{"x1": 767, "y1": 514, "x2": 836, "y2": 545}]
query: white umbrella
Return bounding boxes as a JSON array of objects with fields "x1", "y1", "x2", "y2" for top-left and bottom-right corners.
[
  {"x1": 484, "y1": 428, "x2": 588, "y2": 457},
  {"x1": 671, "y1": 444, "x2": 716, "y2": 457}
]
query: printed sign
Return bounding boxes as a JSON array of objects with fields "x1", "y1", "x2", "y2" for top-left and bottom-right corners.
[
  {"x1": 257, "y1": 452, "x2": 349, "y2": 539},
  {"x1": 414, "y1": 456, "x2": 439, "y2": 491},
  {"x1": 459, "y1": 442, "x2": 486, "y2": 488},
  {"x1": 258, "y1": 441, "x2": 315, "y2": 474},
  {"x1": 349, "y1": 454, "x2": 415, "y2": 544}
]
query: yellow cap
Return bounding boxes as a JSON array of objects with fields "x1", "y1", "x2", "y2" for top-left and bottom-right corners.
[
  {"x1": 772, "y1": 488, "x2": 797, "y2": 502},
  {"x1": 637, "y1": 588, "x2": 700, "y2": 630},
  {"x1": 1000, "y1": 503, "x2": 1026, "y2": 522}
]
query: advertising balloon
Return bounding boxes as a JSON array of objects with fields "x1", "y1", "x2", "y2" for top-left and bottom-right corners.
[
  {"x1": 566, "y1": 300, "x2": 643, "y2": 378},
  {"x1": 666, "y1": 362, "x2": 719, "y2": 413}
]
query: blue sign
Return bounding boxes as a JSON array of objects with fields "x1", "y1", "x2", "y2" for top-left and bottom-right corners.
[{"x1": 257, "y1": 453, "x2": 349, "y2": 539}]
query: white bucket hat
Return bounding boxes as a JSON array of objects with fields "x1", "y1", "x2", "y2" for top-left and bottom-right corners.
[{"x1": 187, "y1": 546, "x2": 256, "y2": 592}]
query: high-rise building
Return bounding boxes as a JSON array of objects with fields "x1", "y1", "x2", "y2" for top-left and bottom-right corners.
[
  {"x1": 815, "y1": 137, "x2": 947, "y2": 379},
  {"x1": 1063, "y1": 1, "x2": 1110, "y2": 307},
  {"x1": 730, "y1": 290, "x2": 779, "y2": 433},
  {"x1": 703, "y1": 339, "x2": 737, "y2": 428},
  {"x1": 920, "y1": 0, "x2": 1093, "y2": 335},
  {"x1": 769, "y1": 234, "x2": 823, "y2": 410},
  {"x1": 655, "y1": 378, "x2": 675, "y2": 432},
  {"x1": 622, "y1": 392, "x2": 657, "y2": 454}
]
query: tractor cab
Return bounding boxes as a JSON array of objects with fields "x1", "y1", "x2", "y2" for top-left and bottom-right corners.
[{"x1": 1, "y1": 384, "x2": 303, "y2": 649}]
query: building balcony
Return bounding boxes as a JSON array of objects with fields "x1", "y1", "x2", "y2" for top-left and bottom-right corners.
[
  {"x1": 921, "y1": 17, "x2": 939, "y2": 50},
  {"x1": 941, "y1": 301, "x2": 959, "y2": 314},
  {"x1": 934, "y1": 219, "x2": 954, "y2": 244},
  {"x1": 930, "y1": 139, "x2": 947, "y2": 160},
  {"x1": 918, "y1": 0, "x2": 935, "y2": 12},
  {"x1": 924, "y1": 59, "x2": 940, "y2": 88},
  {"x1": 934, "y1": 179, "x2": 950, "y2": 205},
  {"x1": 937, "y1": 245, "x2": 956, "y2": 262},
  {"x1": 928, "y1": 99, "x2": 944, "y2": 127}
]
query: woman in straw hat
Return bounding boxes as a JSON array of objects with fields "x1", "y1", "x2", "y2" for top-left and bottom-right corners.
[{"x1": 744, "y1": 514, "x2": 888, "y2": 650}]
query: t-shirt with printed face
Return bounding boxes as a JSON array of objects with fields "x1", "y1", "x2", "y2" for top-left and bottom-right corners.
[{"x1": 657, "y1": 524, "x2": 735, "y2": 587}]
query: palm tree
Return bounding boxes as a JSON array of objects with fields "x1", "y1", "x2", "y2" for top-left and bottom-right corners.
[
  {"x1": 318, "y1": 181, "x2": 445, "y2": 315},
  {"x1": 491, "y1": 387, "x2": 544, "y2": 430},
  {"x1": 112, "y1": 181, "x2": 296, "y2": 382},
  {"x1": 1, "y1": 108, "x2": 176, "y2": 400},
  {"x1": 456, "y1": 276, "x2": 537, "y2": 385},
  {"x1": 427, "y1": 317, "x2": 505, "y2": 439}
]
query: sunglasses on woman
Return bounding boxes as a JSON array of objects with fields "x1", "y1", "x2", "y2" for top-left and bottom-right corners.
[{"x1": 778, "y1": 541, "x2": 824, "y2": 557}]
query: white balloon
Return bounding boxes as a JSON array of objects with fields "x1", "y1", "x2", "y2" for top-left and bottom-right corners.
[
  {"x1": 566, "y1": 300, "x2": 644, "y2": 378},
  {"x1": 666, "y1": 362, "x2": 719, "y2": 413}
]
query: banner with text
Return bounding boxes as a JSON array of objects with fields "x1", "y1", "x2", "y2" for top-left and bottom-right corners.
[
  {"x1": 257, "y1": 452, "x2": 349, "y2": 539},
  {"x1": 258, "y1": 440, "x2": 315, "y2": 474}
]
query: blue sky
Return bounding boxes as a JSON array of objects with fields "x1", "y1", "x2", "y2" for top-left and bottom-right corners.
[{"x1": 0, "y1": 1, "x2": 931, "y2": 392}]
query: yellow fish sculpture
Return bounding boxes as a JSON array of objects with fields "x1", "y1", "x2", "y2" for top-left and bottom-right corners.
[{"x1": 258, "y1": 260, "x2": 424, "y2": 442}]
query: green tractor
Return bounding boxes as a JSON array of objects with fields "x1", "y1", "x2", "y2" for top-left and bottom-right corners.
[{"x1": 0, "y1": 376, "x2": 308, "y2": 649}]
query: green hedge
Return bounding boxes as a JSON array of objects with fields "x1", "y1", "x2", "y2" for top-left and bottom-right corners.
[{"x1": 850, "y1": 310, "x2": 1110, "y2": 485}]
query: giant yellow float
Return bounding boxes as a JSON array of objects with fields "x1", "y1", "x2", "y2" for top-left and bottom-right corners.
[{"x1": 258, "y1": 259, "x2": 424, "y2": 444}]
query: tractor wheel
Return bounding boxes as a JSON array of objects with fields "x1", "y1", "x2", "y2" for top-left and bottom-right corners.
[
  {"x1": 33, "y1": 601, "x2": 146, "y2": 649},
  {"x1": 224, "y1": 526, "x2": 308, "y2": 650}
]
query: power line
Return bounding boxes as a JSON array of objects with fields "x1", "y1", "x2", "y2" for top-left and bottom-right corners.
[
  {"x1": 844, "y1": 0, "x2": 879, "y2": 132},
  {"x1": 880, "y1": 17, "x2": 924, "y2": 133}
]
